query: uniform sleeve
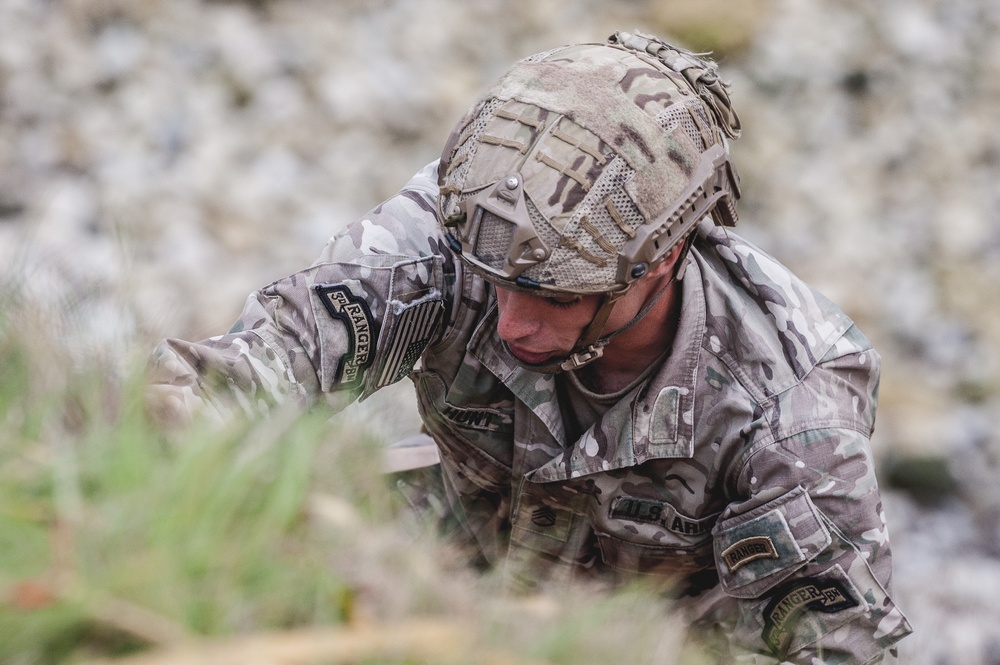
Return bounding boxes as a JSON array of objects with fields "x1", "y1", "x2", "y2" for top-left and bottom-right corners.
[
  {"x1": 145, "y1": 161, "x2": 453, "y2": 427},
  {"x1": 709, "y1": 337, "x2": 912, "y2": 663}
]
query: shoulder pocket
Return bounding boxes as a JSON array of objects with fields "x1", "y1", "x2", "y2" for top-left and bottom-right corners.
[
  {"x1": 713, "y1": 486, "x2": 832, "y2": 599},
  {"x1": 305, "y1": 254, "x2": 445, "y2": 396}
]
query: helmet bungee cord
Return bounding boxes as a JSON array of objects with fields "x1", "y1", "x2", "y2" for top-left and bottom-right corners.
[{"x1": 438, "y1": 30, "x2": 742, "y2": 372}]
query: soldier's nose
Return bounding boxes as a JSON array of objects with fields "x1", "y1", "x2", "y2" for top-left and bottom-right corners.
[{"x1": 495, "y1": 290, "x2": 542, "y2": 342}]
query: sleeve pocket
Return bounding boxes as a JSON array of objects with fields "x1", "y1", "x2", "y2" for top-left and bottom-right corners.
[{"x1": 713, "y1": 486, "x2": 832, "y2": 599}]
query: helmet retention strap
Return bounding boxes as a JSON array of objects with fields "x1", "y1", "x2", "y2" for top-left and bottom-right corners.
[
  {"x1": 559, "y1": 238, "x2": 693, "y2": 372},
  {"x1": 559, "y1": 291, "x2": 625, "y2": 371}
]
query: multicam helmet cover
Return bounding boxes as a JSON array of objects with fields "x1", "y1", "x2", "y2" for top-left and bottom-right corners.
[{"x1": 438, "y1": 31, "x2": 742, "y2": 296}]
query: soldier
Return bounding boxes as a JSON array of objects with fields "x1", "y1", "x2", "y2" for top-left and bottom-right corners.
[{"x1": 147, "y1": 31, "x2": 911, "y2": 663}]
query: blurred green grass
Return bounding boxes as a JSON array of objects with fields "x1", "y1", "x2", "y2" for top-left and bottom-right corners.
[
  {"x1": 0, "y1": 336, "x2": 359, "y2": 661},
  {"x1": 0, "y1": 306, "x2": 708, "y2": 664}
]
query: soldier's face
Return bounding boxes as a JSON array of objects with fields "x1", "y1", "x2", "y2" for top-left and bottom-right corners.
[
  {"x1": 494, "y1": 288, "x2": 601, "y2": 365},
  {"x1": 494, "y1": 254, "x2": 678, "y2": 366}
]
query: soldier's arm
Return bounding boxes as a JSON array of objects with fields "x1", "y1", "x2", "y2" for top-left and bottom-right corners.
[
  {"x1": 146, "y1": 162, "x2": 450, "y2": 428},
  {"x1": 712, "y1": 344, "x2": 912, "y2": 663}
]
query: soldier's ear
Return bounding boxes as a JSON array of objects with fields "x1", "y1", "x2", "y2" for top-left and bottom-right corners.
[{"x1": 649, "y1": 241, "x2": 687, "y2": 278}]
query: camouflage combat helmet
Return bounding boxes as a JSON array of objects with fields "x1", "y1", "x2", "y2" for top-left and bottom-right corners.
[{"x1": 438, "y1": 31, "x2": 742, "y2": 370}]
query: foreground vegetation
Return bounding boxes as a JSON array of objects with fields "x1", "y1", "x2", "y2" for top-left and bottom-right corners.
[{"x1": 0, "y1": 306, "x2": 710, "y2": 665}]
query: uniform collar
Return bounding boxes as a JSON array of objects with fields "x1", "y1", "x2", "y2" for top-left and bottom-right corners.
[
  {"x1": 469, "y1": 259, "x2": 707, "y2": 481},
  {"x1": 469, "y1": 304, "x2": 568, "y2": 446},
  {"x1": 629, "y1": 255, "x2": 706, "y2": 461}
]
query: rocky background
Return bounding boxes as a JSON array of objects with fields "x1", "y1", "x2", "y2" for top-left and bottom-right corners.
[{"x1": 1, "y1": 0, "x2": 998, "y2": 661}]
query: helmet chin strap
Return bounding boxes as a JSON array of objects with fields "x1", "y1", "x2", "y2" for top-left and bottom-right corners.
[
  {"x1": 557, "y1": 289, "x2": 627, "y2": 371},
  {"x1": 502, "y1": 254, "x2": 688, "y2": 374},
  {"x1": 558, "y1": 268, "x2": 680, "y2": 372}
]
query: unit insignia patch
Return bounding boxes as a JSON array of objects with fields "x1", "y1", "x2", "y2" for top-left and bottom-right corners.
[
  {"x1": 315, "y1": 285, "x2": 377, "y2": 390},
  {"x1": 762, "y1": 577, "x2": 859, "y2": 654}
]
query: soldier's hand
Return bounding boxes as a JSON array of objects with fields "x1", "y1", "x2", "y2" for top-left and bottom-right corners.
[{"x1": 144, "y1": 384, "x2": 199, "y2": 431}]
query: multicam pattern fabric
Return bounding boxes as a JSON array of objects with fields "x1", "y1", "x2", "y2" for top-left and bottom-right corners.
[{"x1": 148, "y1": 162, "x2": 911, "y2": 662}]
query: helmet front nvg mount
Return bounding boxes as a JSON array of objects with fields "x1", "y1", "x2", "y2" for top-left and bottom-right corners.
[{"x1": 439, "y1": 30, "x2": 742, "y2": 372}]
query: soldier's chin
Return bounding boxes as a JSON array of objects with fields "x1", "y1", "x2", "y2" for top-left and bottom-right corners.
[{"x1": 502, "y1": 343, "x2": 568, "y2": 374}]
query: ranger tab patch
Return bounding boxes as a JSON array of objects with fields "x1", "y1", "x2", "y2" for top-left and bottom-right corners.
[
  {"x1": 762, "y1": 577, "x2": 859, "y2": 654},
  {"x1": 315, "y1": 285, "x2": 376, "y2": 390},
  {"x1": 721, "y1": 535, "x2": 779, "y2": 572}
]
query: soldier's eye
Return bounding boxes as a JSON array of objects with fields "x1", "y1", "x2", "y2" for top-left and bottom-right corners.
[{"x1": 548, "y1": 296, "x2": 581, "y2": 309}]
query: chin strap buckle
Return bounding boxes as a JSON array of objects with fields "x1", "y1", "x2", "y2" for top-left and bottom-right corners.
[{"x1": 560, "y1": 345, "x2": 605, "y2": 372}]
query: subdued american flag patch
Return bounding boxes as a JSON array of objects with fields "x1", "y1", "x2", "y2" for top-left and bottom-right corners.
[{"x1": 369, "y1": 299, "x2": 445, "y2": 390}]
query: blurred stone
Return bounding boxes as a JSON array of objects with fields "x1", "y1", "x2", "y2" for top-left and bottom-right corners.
[
  {"x1": 882, "y1": 454, "x2": 959, "y2": 506},
  {"x1": 638, "y1": 0, "x2": 774, "y2": 55}
]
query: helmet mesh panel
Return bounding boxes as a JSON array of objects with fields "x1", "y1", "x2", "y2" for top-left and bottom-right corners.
[
  {"x1": 581, "y1": 156, "x2": 641, "y2": 238},
  {"x1": 656, "y1": 103, "x2": 707, "y2": 150},
  {"x1": 522, "y1": 156, "x2": 645, "y2": 291},
  {"x1": 604, "y1": 186, "x2": 647, "y2": 235},
  {"x1": 474, "y1": 209, "x2": 515, "y2": 272},
  {"x1": 525, "y1": 198, "x2": 561, "y2": 254}
]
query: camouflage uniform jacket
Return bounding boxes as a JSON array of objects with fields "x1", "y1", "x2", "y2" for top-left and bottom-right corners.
[{"x1": 149, "y1": 162, "x2": 911, "y2": 663}]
